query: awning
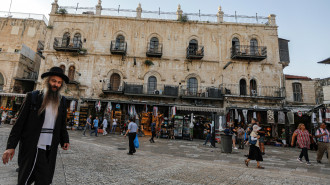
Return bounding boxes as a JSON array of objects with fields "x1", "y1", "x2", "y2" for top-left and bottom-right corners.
[
  {"x1": 0, "y1": 92, "x2": 26, "y2": 97},
  {"x1": 176, "y1": 105, "x2": 225, "y2": 113}
]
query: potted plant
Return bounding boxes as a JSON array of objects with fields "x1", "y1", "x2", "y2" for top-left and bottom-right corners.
[
  {"x1": 178, "y1": 14, "x2": 188, "y2": 23},
  {"x1": 57, "y1": 8, "x2": 68, "y2": 15},
  {"x1": 144, "y1": 60, "x2": 154, "y2": 66}
]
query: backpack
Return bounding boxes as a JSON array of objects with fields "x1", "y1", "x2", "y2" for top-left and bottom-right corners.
[
  {"x1": 30, "y1": 90, "x2": 40, "y2": 111},
  {"x1": 248, "y1": 135, "x2": 257, "y2": 145}
]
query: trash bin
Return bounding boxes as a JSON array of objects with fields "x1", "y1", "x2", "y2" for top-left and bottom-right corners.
[{"x1": 220, "y1": 133, "x2": 232, "y2": 153}]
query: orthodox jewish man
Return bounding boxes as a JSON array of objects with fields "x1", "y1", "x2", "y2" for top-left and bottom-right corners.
[{"x1": 2, "y1": 67, "x2": 70, "y2": 185}]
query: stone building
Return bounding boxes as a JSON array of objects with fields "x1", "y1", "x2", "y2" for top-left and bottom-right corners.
[
  {"x1": 0, "y1": 12, "x2": 47, "y2": 111},
  {"x1": 39, "y1": 0, "x2": 289, "y2": 138}
]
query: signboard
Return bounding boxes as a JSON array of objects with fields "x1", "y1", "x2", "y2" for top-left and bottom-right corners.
[
  {"x1": 297, "y1": 111, "x2": 303, "y2": 117},
  {"x1": 116, "y1": 104, "x2": 120, "y2": 109}
]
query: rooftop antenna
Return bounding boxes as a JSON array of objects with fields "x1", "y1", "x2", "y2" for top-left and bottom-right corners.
[
  {"x1": 8, "y1": 0, "x2": 13, "y2": 16},
  {"x1": 118, "y1": 5, "x2": 120, "y2": 14},
  {"x1": 76, "y1": 3, "x2": 79, "y2": 14}
]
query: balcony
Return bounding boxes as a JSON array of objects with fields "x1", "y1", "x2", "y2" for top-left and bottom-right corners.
[
  {"x1": 123, "y1": 83, "x2": 179, "y2": 98},
  {"x1": 53, "y1": 37, "x2": 83, "y2": 52},
  {"x1": 186, "y1": 46, "x2": 204, "y2": 59},
  {"x1": 220, "y1": 83, "x2": 284, "y2": 99},
  {"x1": 14, "y1": 71, "x2": 38, "y2": 82},
  {"x1": 102, "y1": 80, "x2": 124, "y2": 94},
  {"x1": 146, "y1": 43, "x2": 163, "y2": 58},
  {"x1": 180, "y1": 85, "x2": 222, "y2": 100},
  {"x1": 110, "y1": 41, "x2": 127, "y2": 55},
  {"x1": 231, "y1": 45, "x2": 267, "y2": 61}
]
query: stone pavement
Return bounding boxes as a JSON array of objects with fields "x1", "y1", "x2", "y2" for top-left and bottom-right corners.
[{"x1": 1, "y1": 124, "x2": 330, "y2": 185}]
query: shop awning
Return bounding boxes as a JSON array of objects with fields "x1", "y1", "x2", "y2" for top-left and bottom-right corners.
[
  {"x1": 176, "y1": 105, "x2": 225, "y2": 113},
  {"x1": 0, "y1": 92, "x2": 26, "y2": 97}
]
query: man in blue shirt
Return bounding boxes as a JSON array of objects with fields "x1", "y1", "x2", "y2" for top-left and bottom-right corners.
[
  {"x1": 150, "y1": 122, "x2": 156, "y2": 143},
  {"x1": 90, "y1": 116, "x2": 99, "y2": 137},
  {"x1": 125, "y1": 118, "x2": 138, "y2": 155}
]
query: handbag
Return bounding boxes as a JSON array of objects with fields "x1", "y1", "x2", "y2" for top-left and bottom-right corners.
[{"x1": 134, "y1": 134, "x2": 139, "y2": 148}]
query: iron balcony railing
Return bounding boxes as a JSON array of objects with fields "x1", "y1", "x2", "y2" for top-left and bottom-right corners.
[
  {"x1": 146, "y1": 42, "x2": 163, "y2": 57},
  {"x1": 186, "y1": 46, "x2": 204, "y2": 59},
  {"x1": 123, "y1": 82, "x2": 179, "y2": 97},
  {"x1": 110, "y1": 41, "x2": 127, "y2": 55},
  {"x1": 53, "y1": 37, "x2": 83, "y2": 52},
  {"x1": 102, "y1": 80, "x2": 124, "y2": 93},
  {"x1": 180, "y1": 85, "x2": 222, "y2": 99},
  {"x1": 220, "y1": 83, "x2": 284, "y2": 98},
  {"x1": 231, "y1": 45, "x2": 267, "y2": 60}
]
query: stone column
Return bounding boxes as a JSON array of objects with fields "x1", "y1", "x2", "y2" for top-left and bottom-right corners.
[
  {"x1": 217, "y1": 6, "x2": 224, "y2": 23},
  {"x1": 268, "y1": 14, "x2": 276, "y2": 26},
  {"x1": 96, "y1": 0, "x2": 102, "y2": 15},
  {"x1": 176, "y1": 4, "x2": 183, "y2": 20},
  {"x1": 136, "y1": 3, "x2": 142, "y2": 19},
  {"x1": 50, "y1": 0, "x2": 59, "y2": 14}
]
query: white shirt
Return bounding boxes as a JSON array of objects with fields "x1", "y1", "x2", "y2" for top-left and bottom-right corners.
[
  {"x1": 102, "y1": 119, "x2": 108, "y2": 128},
  {"x1": 112, "y1": 119, "x2": 117, "y2": 126},
  {"x1": 37, "y1": 104, "x2": 57, "y2": 150}
]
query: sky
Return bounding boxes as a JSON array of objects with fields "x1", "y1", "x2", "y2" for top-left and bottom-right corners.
[{"x1": 1, "y1": 0, "x2": 329, "y2": 79}]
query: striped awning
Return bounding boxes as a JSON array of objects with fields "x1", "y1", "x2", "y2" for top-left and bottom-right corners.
[
  {"x1": 0, "y1": 92, "x2": 26, "y2": 97},
  {"x1": 176, "y1": 105, "x2": 225, "y2": 113}
]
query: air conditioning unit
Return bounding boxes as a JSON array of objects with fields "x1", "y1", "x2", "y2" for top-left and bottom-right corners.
[{"x1": 154, "y1": 90, "x2": 159, "y2": 95}]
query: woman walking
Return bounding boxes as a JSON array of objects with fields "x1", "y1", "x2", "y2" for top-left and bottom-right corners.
[
  {"x1": 291, "y1": 123, "x2": 312, "y2": 165},
  {"x1": 245, "y1": 125, "x2": 264, "y2": 169}
]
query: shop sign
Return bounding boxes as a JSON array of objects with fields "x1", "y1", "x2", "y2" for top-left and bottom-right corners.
[
  {"x1": 297, "y1": 111, "x2": 303, "y2": 117},
  {"x1": 116, "y1": 104, "x2": 120, "y2": 109}
]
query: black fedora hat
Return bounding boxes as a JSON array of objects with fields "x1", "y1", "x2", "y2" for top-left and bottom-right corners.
[{"x1": 41, "y1": 67, "x2": 69, "y2": 83}]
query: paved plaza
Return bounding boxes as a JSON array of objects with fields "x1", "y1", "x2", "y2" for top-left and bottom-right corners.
[{"x1": 1, "y1": 124, "x2": 330, "y2": 185}]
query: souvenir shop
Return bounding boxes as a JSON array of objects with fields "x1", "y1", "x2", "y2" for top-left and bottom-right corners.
[{"x1": 0, "y1": 93, "x2": 26, "y2": 124}]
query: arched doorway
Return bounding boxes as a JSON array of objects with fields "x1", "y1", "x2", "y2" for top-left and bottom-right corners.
[
  {"x1": 147, "y1": 76, "x2": 157, "y2": 94},
  {"x1": 110, "y1": 73, "x2": 121, "y2": 91}
]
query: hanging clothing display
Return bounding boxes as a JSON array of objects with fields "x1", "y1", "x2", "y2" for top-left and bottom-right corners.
[
  {"x1": 287, "y1": 111, "x2": 294, "y2": 125},
  {"x1": 238, "y1": 114, "x2": 241, "y2": 123},
  {"x1": 311, "y1": 112, "x2": 316, "y2": 123},
  {"x1": 95, "y1": 101, "x2": 101, "y2": 112},
  {"x1": 326, "y1": 109, "x2": 330, "y2": 124},
  {"x1": 128, "y1": 105, "x2": 137, "y2": 117},
  {"x1": 267, "y1": 110, "x2": 275, "y2": 123},
  {"x1": 242, "y1": 110, "x2": 248, "y2": 123},
  {"x1": 106, "y1": 102, "x2": 112, "y2": 113},
  {"x1": 70, "y1": 100, "x2": 76, "y2": 112},
  {"x1": 319, "y1": 109, "x2": 323, "y2": 123},
  {"x1": 253, "y1": 112, "x2": 257, "y2": 119},
  {"x1": 278, "y1": 111, "x2": 285, "y2": 124},
  {"x1": 235, "y1": 109, "x2": 238, "y2": 120},
  {"x1": 171, "y1": 106, "x2": 176, "y2": 116}
]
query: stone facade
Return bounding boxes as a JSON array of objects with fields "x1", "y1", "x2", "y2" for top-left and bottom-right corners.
[{"x1": 284, "y1": 75, "x2": 316, "y2": 105}]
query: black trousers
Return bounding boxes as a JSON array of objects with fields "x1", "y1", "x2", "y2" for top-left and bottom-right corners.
[
  {"x1": 150, "y1": 131, "x2": 156, "y2": 142},
  {"x1": 26, "y1": 149, "x2": 51, "y2": 185},
  {"x1": 299, "y1": 147, "x2": 309, "y2": 162},
  {"x1": 128, "y1": 132, "x2": 136, "y2": 154}
]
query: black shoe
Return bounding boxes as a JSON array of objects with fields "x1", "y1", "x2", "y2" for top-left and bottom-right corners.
[
  {"x1": 127, "y1": 153, "x2": 133, "y2": 155},
  {"x1": 244, "y1": 154, "x2": 249, "y2": 157},
  {"x1": 317, "y1": 160, "x2": 322, "y2": 164},
  {"x1": 16, "y1": 168, "x2": 19, "y2": 172},
  {"x1": 261, "y1": 152, "x2": 265, "y2": 155}
]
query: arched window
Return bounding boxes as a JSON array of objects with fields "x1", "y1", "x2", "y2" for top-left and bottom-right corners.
[
  {"x1": 59, "y1": 65, "x2": 66, "y2": 73},
  {"x1": 147, "y1": 76, "x2": 157, "y2": 94},
  {"x1": 250, "y1": 39, "x2": 258, "y2": 55},
  {"x1": 250, "y1": 79, "x2": 257, "y2": 96},
  {"x1": 292, "y1": 83, "x2": 303, "y2": 102},
  {"x1": 110, "y1": 73, "x2": 121, "y2": 91},
  {"x1": 62, "y1": 32, "x2": 70, "y2": 47},
  {"x1": 0, "y1": 73, "x2": 4, "y2": 91},
  {"x1": 187, "y1": 77, "x2": 198, "y2": 96},
  {"x1": 188, "y1": 39, "x2": 198, "y2": 52},
  {"x1": 239, "y1": 79, "x2": 247, "y2": 95},
  {"x1": 68, "y1": 66, "x2": 75, "y2": 82},
  {"x1": 115, "y1": 35, "x2": 125, "y2": 49},
  {"x1": 150, "y1": 37, "x2": 159, "y2": 51},
  {"x1": 73, "y1": 33, "x2": 81, "y2": 48},
  {"x1": 232, "y1": 37, "x2": 240, "y2": 53}
]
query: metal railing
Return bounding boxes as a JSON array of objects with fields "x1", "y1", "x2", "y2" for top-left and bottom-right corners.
[
  {"x1": 123, "y1": 82, "x2": 179, "y2": 97},
  {"x1": 231, "y1": 45, "x2": 267, "y2": 60},
  {"x1": 146, "y1": 42, "x2": 163, "y2": 57},
  {"x1": 0, "y1": 11, "x2": 48, "y2": 25},
  {"x1": 110, "y1": 41, "x2": 127, "y2": 55},
  {"x1": 180, "y1": 85, "x2": 222, "y2": 98},
  {"x1": 220, "y1": 83, "x2": 284, "y2": 98},
  {"x1": 53, "y1": 37, "x2": 82, "y2": 51},
  {"x1": 58, "y1": 6, "x2": 269, "y2": 25},
  {"x1": 186, "y1": 46, "x2": 204, "y2": 59},
  {"x1": 102, "y1": 80, "x2": 124, "y2": 92}
]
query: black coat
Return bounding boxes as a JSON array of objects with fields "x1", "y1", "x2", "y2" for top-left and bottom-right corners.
[{"x1": 6, "y1": 91, "x2": 69, "y2": 185}]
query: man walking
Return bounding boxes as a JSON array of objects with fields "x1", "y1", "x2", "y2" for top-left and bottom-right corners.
[
  {"x1": 102, "y1": 117, "x2": 108, "y2": 136},
  {"x1": 2, "y1": 66, "x2": 70, "y2": 185},
  {"x1": 111, "y1": 118, "x2": 117, "y2": 133},
  {"x1": 125, "y1": 118, "x2": 138, "y2": 155},
  {"x1": 150, "y1": 122, "x2": 156, "y2": 143},
  {"x1": 83, "y1": 115, "x2": 92, "y2": 136},
  {"x1": 90, "y1": 116, "x2": 99, "y2": 136},
  {"x1": 203, "y1": 123, "x2": 213, "y2": 147},
  {"x1": 315, "y1": 122, "x2": 329, "y2": 163}
]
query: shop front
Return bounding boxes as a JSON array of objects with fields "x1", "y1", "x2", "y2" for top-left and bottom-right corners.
[{"x1": 0, "y1": 93, "x2": 26, "y2": 124}]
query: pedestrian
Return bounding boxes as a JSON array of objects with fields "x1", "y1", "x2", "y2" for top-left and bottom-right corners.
[
  {"x1": 257, "y1": 122, "x2": 266, "y2": 155},
  {"x1": 102, "y1": 117, "x2": 108, "y2": 136},
  {"x1": 280, "y1": 128, "x2": 287, "y2": 147},
  {"x1": 237, "y1": 125, "x2": 245, "y2": 149},
  {"x1": 245, "y1": 125, "x2": 264, "y2": 169},
  {"x1": 83, "y1": 115, "x2": 92, "y2": 136},
  {"x1": 1, "y1": 110, "x2": 7, "y2": 124},
  {"x1": 2, "y1": 66, "x2": 70, "y2": 185},
  {"x1": 315, "y1": 122, "x2": 330, "y2": 164},
  {"x1": 125, "y1": 118, "x2": 138, "y2": 155},
  {"x1": 150, "y1": 122, "x2": 156, "y2": 143},
  {"x1": 90, "y1": 116, "x2": 99, "y2": 137},
  {"x1": 291, "y1": 123, "x2": 312, "y2": 165},
  {"x1": 111, "y1": 118, "x2": 117, "y2": 133},
  {"x1": 203, "y1": 123, "x2": 213, "y2": 147},
  {"x1": 230, "y1": 123, "x2": 238, "y2": 149},
  {"x1": 189, "y1": 121, "x2": 194, "y2": 141}
]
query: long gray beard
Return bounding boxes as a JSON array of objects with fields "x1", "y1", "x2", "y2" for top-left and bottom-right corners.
[{"x1": 38, "y1": 85, "x2": 61, "y2": 116}]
